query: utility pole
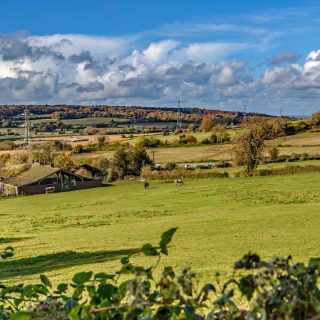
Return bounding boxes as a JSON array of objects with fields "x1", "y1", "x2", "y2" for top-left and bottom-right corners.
[
  {"x1": 279, "y1": 107, "x2": 282, "y2": 117},
  {"x1": 151, "y1": 149, "x2": 156, "y2": 165}
]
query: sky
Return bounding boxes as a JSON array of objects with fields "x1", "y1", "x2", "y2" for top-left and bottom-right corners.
[{"x1": 0, "y1": 0, "x2": 320, "y2": 115}]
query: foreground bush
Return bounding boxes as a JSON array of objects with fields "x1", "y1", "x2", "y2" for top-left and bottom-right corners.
[{"x1": 2, "y1": 229, "x2": 320, "y2": 319}]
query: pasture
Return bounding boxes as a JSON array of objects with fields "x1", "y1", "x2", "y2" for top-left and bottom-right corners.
[
  {"x1": 1, "y1": 173, "x2": 320, "y2": 285},
  {"x1": 29, "y1": 117, "x2": 128, "y2": 125}
]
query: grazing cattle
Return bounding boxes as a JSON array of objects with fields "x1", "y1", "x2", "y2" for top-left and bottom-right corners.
[
  {"x1": 174, "y1": 179, "x2": 183, "y2": 186},
  {"x1": 144, "y1": 181, "x2": 149, "y2": 189}
]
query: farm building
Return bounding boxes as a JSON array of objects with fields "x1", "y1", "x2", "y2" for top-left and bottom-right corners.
[{"x1": 0, "y1": 165, "x2": 103, "y2": 196}]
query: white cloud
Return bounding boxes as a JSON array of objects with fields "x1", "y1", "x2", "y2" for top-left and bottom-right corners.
[
  {"x1": 1, "y1": 32, "x2": 320, "y2": 114},
  {"x1": 27, "y1": 34, "x2": 133, "y2": 58},
  {"x1": 142, "y1": 40, "x2": 179, "y2": 64}
]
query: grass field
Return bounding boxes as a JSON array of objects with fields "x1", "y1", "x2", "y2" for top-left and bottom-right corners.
[
  {"x1": 149, "y1": 145, "x2": 233, "y2": 162},
  {"x1": 1, "y1": 173, "x2": 320, "y2": 286},
  {"x1": 269, "y1": 131, "x2": 320, "y2": 146},
  {"x1": 29, "y1": 117, "x2": 128, "y2": 125}
]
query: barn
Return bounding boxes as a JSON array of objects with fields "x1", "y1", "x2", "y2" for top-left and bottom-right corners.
[{"x1": 0, "y1": 165, "x2": 103, "y2": 196}]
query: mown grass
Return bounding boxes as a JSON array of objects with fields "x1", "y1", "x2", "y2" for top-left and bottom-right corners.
[{"x1": 1, "y1": 173, "x2": 320, "y2": 285}]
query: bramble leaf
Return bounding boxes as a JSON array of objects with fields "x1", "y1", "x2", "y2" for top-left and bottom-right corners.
[
  {"x1": 72, "y1": 272, "x2": 93, "y2": 285},
  {"x1": 159, "y1": 228, "x2": 177, "y2": 255},
  {"x1": 141, "y1": 243, "x2": 159, "y2": 256},
  {"x1": 40, "y1": 274, "x2": 52, "y2": 288}
]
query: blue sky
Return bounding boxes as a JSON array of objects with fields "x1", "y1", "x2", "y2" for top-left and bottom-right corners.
[{"x1": 0, "y1": 0, "x2": 320, "y2": 114}]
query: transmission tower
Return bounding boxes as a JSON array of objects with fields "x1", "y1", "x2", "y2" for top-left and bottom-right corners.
[
  {"x1": 177, "y1": 100, "x2": 184, "y2": 129},
  {"x1": 24, "y1": 106, "x2": 31, "y2": 150}
]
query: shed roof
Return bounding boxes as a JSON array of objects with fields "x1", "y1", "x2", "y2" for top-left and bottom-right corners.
[{"x1": 1, "y1": 166, "x2": 60, "y2": 187}]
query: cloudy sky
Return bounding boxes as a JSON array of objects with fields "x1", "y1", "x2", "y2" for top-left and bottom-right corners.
[{"x1": 1, "y1": 0, "x2": 320, "y2": 115}]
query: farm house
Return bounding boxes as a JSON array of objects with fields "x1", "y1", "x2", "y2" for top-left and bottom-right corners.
[{"x1": 0, "y1": 164, "x2": 103, "y2": 196}]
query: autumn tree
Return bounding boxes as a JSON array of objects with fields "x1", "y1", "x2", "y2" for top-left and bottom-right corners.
[
  {"x1": 269, "y1": 147, "x2": 279, "y2": 162},
  {"x1": 210, "y1": 125, "x2": 230, "y2": 143},
  {"x1": 200, "y1": 115, "x2": 214, "y2": 132},
  {"x1": 30, "y1": 143, "x2": 53, "y2": 165},
  {"x1": 310, "y1": 112, "x2": 320, "y2": 127},
  {"x1": 233, "y1": 125, "x2": 266, "y2": 174},
  {"x1": 53, "y1": 152, "x2": 78, "y2": 172},
  {"x1": 97, "y1": 136, "x2": 107, "y2": 149}
]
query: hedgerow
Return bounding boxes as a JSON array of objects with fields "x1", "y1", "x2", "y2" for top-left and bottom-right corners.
[
  {"x1": 2, "y1": 228, "x2": 320, "y2": 319},
  {"x1": 251, "y1": 165, "x2": 320, "y2": 177},
  {"x1": 140, "y1": 167, "x2": 229, "y2": 180}
]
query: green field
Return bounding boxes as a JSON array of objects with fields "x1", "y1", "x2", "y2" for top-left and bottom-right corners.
[{"x1": 1, "y1": 173, "x2": 320, "y2": 286}]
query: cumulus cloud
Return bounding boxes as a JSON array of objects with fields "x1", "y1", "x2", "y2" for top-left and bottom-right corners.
[{"x1": 0, "y1": 32, "x2": 320, "y2": 113}]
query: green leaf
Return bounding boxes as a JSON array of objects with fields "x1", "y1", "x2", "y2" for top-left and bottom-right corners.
[
  {"x1": 40, "y1": 274, "x2": 52, "y2": 288},
  {"x1": 94, "y1": 272, "x2": 114, "y2": 281},
  {"x1": 68, "y1": 305, "x2": 81, "y2": 320},
  {"x1": 72, "y1": 271, "x2": 93, "y2": 285},
  {"x1": 159, "y1": 228, "x2": 177, "y2": 255},
  {"x1": 72, "y1": 285, "x2": 85, "y2": 299},
  {"x1": 57, "y1": 283, "x2": 68, "y2": 292},
  {"x1": 141, "y1": 243, "x2": 159, "y2": 256},
  {"x1": 198, "y1": 283, "x2": 216, "y2": 302},
  {"x1": 10, "y1": 311, "x2": 32, "y2": 320},
  {"x1": 239, "y1": 275, "x2": 255, "y2": 301},
  {"x1": 119, "y1": 280, "x2": 130, "y2": 298}
]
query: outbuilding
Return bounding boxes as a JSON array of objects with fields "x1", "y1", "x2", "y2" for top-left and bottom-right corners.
[{"x1": 0, "y1": 164, "x2": 103, "y2": 196}]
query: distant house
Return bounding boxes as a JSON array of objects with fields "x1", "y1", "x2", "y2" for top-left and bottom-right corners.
[{"x1": 0, "y1": 165, "x2": 103, "y2": 196}]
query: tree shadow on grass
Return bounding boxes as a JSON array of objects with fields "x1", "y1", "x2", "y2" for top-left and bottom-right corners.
[
  {"x1": 0, "y1": 248, "x2": 139, "y2": 279},
  {"x1": 0, "y1": 237, "x2": 31, "y2": 244}
]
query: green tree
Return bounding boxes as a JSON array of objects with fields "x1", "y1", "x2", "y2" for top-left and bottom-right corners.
[
  {"x1": 129, "y1": 146, "x2": 152, "y2": 175},
  {"x1": 111, "y1": 146, "x2": 130, "y2": 179},
  {"x1": 73, "y1": 144, "x2": 84, "y2": 154},
  {"x1": 111, "y1": 146, "x2": 152, "y2": 178}
]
